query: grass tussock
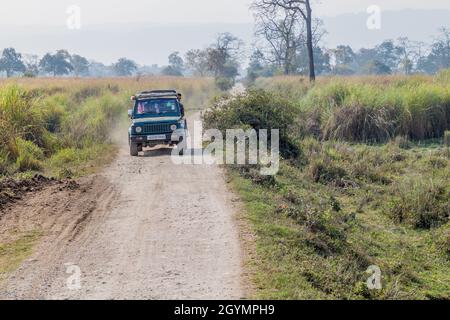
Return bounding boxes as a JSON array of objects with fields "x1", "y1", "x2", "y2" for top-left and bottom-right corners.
[{"x1": 388, "y1": 178, "x2": 449, "y2": 229}]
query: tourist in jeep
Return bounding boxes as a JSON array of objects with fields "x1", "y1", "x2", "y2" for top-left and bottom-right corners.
[
  {"x1": 128, "y1": 90, "x2": 187, "y2": 156},
  {"x1": 177, "y1": 93, "x2": 185, "y2": 118}
]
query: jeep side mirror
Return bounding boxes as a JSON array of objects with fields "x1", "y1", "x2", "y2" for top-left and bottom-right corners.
[{"x1": 128, "y1": 109, "x2": 133, "y2": 119}]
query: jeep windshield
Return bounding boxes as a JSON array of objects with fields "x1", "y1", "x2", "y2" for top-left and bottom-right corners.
[{"x1": 134, "y1": 98, "x2": 180, "y2": 118}]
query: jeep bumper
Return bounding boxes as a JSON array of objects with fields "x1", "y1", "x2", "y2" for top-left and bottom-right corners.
[{"x1": 130, "y1": 129, "x2": 186, "y2": 145}]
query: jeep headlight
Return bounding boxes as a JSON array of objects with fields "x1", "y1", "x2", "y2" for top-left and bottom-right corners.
[
  {"x1": 178, "y1": 120, "x2": 185, "y2": 129},
  {"x1": 135, "y1": 126, "x2": 142, "y2": 133},
  {"x1": 170, "y1": 124, "x2": 177, "y2": 131}
]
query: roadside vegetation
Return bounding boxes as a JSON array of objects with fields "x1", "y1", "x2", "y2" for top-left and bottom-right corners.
[
  {"x1": 204, "y1": 71, "x2": 450, "y2": 300},
  {"x1": 0, "y1": 77, "x2": 217, "y2": 180}
]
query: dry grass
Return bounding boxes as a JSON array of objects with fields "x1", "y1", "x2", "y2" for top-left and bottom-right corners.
[
  {"x1": 0, "y1": 76, "x2": 218, "y2": 111},
  {"x1": 254, "y1": 72, "x2": 450, "y2": 142}
]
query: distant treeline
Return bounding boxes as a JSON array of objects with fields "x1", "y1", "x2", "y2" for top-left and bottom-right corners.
[
  {"x1": 0, "y1": 27, "x2": 449, "y2": 83},
  {"x1": 0, "y1": 32, "x2": 243, "y2": 91},
  {"x1": 0, "y1": 49, "x2": 162, "y2": 78},
  {"x1": 247, "y1": 27, "x2": 450, "y2": 81}
]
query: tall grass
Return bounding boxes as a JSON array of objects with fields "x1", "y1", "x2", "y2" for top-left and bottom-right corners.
[
  {"x1": 0, "y1": 76, "x2": 218, "y2": 111},
  {"x1": 254, "y1": 71, "x2": 450, "y2": 142}
]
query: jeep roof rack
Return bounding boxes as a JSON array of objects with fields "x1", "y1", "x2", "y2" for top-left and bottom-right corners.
[
  {"x1": 134, "y1": 90, "x2": 178, "y2": 100},
  {"x1": 141, "y1": 90, "x2": 177, "y2": 95}
]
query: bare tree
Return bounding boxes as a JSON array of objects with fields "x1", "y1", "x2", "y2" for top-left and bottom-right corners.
[
  {"x1": 206, "y1": 33, "x2": 243, "y2": 78},
  {"x1": 253, "y1": 0, "x2": 316, "y2": 81},
  {"x1": 396, "y1": 37, "x2": 416, "y2": 75},
  {"x1": 185, "y1": 49, "x2": 210, "y2": 76},
  {"x1": 253, "y1": 6, "x2": 301, "y2": 75}
]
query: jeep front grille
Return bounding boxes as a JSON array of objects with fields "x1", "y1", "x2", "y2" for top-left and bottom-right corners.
[{"x1": 143, "y1": 123, "x2": 173, "y2": 134}]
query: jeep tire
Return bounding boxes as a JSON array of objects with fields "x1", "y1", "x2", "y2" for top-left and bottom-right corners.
[{"x1": 130, "y1": 142, "x2": 139, "y2": 156}]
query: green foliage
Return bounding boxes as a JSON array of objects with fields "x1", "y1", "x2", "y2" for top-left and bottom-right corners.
[
  {"x1": 388, "y1": 178, "x2": 449, "y2": 229},
  {"x1": 215, "y1": 77, "x2": 234, "y2": 91},
  {"x1": 0, "y1": 149, "x2": 10, "y2": 176},
  {"x1": 62, "y1": 94, "x2": 124, "y2": 148},
  {"x1": 0, "y1": 48, "x2": 26, "y2": 77},
  {"x1": 0, "y1": 85, "x2": 44, "y2": 145},
  {"x1": 39, "y1": 50, "x2": 74, "y2": 76},
  {"x1": 162, "y1": 52, "x2": 184, "y2": 76},
  {"x1": 49, "y1": 147, "x2": 89, "y2": 179},
  {"x1": 308, "y1": 157, "x2": 348, "y2": 185},
  {"x1": 204, "y1": 89, "x2": 302, "y2": 158},
  {"x1": 392, "y1": 136, "x2": 412, "y2": 150},
  {"x1": 112, "y1": 57, "x2": 137, "y2": 76},
  {"x1": 70, "y1": 54, "x2": 90, "y2": 77},
  {"x1": 0, "y1": 84, "x2": 124, "y2": 177},
  {"x1": 71, "y1": 86, "x2": 104, "y2": 103},
  {"x1": 15, "y1": 137, "x2": 44, "y2": 172},
  {"x1": 255, "y1": 76, "x2": 450, "y2": 142},
  {"x1": 0, "y1": 231, "x2": 42, "y2": 275}
]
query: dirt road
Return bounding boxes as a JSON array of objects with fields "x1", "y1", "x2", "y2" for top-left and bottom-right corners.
[{"x1": 0, "y1": 114, "x2": 244, "y2": 300}]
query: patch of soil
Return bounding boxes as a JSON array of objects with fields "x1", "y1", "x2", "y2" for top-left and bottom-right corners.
[
  {"x1": 0, "y1": 174, "x2": 110, "y2": 243},
  {"x1": 0, "y1": 175, "x2": 80, "y2": 208}
]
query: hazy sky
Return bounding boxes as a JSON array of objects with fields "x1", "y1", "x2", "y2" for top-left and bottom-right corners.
[
  {"x1": 1, "y1": 0, "x2": 449, "y2": 26},
  {"x1": 0, "y1": 1, "x2": 449, "y2": 66}
]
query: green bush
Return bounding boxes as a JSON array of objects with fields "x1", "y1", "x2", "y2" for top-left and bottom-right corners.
[
  {"x1": 442, "y1": 228, "x2": 450, "y2": 257},
  {"x1": 304, "y1": 80, "x2": 352, "y2": 109},
  {"x1": 0, "y1": 85, "x2": 45, "y2": 146},
  {"x1": 388, "y1": 178, "x2": 449, "y2": 229},
  {"x1": 308, "y1": 158, "x2": 348, "y2": 186},
  {"x1": 323, "y1": 102, "x2": 403, "y2": 142},
  {"x1": 15, "y1": 138, "x2": 44, "y2": 172},
  {"x1": 41, "y1": 95, "x2": 68, "y2": 133},
  {"x1": 203, "y1": 89, "x2": 303, "y2": 158},
  {"x1": 392, "y1": 136, "x2": 412, "y2": 150},
  {"x1": 63, "y1": 94, "x2": 124, "y2": 148},
  {"x1": 0, "y1": 119, "x2": 18, "y2": 160},
  {"x1": 215, "y1": 77, "x2": 235, "y2": 91},
  {"x1": 403, "y1": 85, "x2": 448, "y2": 140},
  {"x1": 0, "y1": 85, "x2": 125, "y2": 176},
  {"x1": 0, "y1": 149, "x2": 10, "y2": 175},
  {"x1": 49, "y1": 148, "x2": 79, "y2": 167}
]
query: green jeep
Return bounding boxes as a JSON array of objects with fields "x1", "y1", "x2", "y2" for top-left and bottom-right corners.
[{"x1": 128, "y1": 90, "x2": 187, "y2": 156}]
